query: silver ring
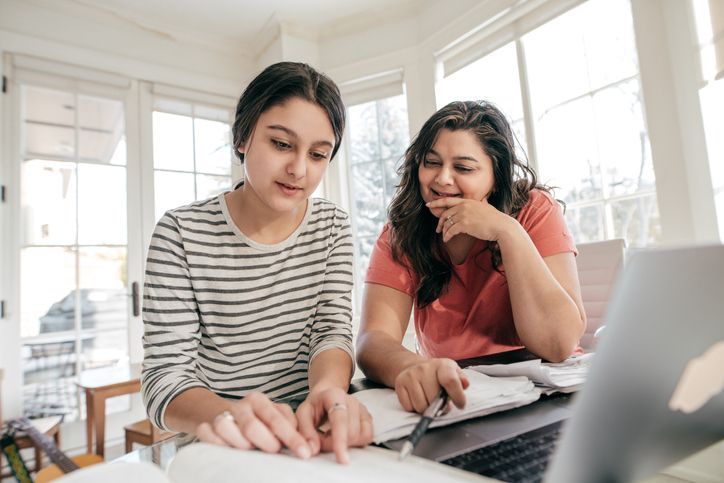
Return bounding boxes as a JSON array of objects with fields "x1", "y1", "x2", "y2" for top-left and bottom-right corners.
[
  {"x1": 214, "y1": 410, "x2": 235, "y2": 424},
  {"x1": 447, "y1": 216, "x2": 455, "y2": 225},
  {"x1": 329, "y1": 403, "x2": 348, "y2": 414}
]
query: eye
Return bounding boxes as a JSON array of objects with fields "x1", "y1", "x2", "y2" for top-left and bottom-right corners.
[
  {"x1": 310, "y1": 151, "x2": 329, "y2": 161},
  {"x1": 456, "y1": 165, "x2": 474, "y2": 173},
  {"x1": 423, "y1": 159, "x2": 441, "y2": 167},
  {"x1": 272, "y1": 139, "x2": 292, "y2": 150}
]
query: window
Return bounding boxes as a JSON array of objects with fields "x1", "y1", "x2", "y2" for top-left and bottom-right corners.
[
  {"x1": 525, "y1": 0, "x2": 659, "y2": 246},
  {"x1": 437, "y1": 41, "x2": 528, "y2": 159},
  {"x1": 693, "y1": 0, "x2": 724, "y2": 241},
  {"x1": 436, "y1": 0, "x2": 660, "y2": 247},
  {"x1": 346, "y1": 94, "x2": 410, "y2": 303},
  {"x1": 152, "y1": 99, "x2": 233, "y2": 221},
  {"x1": 19, "y1": 84, "x2": 130, "y2": 420}
]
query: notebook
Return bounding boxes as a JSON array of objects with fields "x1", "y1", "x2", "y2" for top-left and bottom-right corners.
[
  {"x1": 387, "y1": 244, "x2": 724, "y2": 482},
  {"x1": 352, "y1": 370, "x2": 540, "y2": 442}
]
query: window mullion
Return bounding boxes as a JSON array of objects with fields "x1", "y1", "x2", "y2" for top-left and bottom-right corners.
[{"x1": 515, "y1": 38, "x2": 538, "y2": 171}]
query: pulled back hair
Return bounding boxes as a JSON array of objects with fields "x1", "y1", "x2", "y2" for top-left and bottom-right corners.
[
  {"x1": 388, "y1": 100, "x2": 552, "y2": 308},
  {"x1": 231, "y1": 62, "x2": 345, "y2": 162}
]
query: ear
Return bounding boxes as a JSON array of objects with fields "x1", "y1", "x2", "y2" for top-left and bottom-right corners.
[{"x1": 237, "y1": 144, "x2": 246, "y2": 154}]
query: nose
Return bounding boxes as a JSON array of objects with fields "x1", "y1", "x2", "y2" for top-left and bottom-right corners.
[
  {"x1": 287, "y1": 152, "x2": 306, "y2": 179},
  {"x1": 435, "y1": 165, "x2": 454, "y2": 186}
]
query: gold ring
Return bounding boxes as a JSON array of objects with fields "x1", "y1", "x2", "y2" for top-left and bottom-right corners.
[
  {"x1": 214, "y1": 410, "x2": 235, "y2": 424},
  {"x1": 329, "y1": 403, "x2": 348, "y2": 414}
]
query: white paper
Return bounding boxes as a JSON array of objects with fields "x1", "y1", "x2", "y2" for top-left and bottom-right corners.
[
  {"x1": 469, "y1": 353, "x2": 594, "y2": 389},
  {"x1": 353, "y1": 369, "x2": 540, "y2": 442},
  {"x1": 56, "y1": 462, "x2": 171, "y2": 483},
  {"x1": 167, "y1": 443, "x2": 495, "y2": 482}
]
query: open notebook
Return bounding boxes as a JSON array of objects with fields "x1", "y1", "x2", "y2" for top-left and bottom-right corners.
[
  {"x1": 353, "y1": 369, "x2": 541, "y2": 442},
  {"x1": 57, "y1": 444, "x2": 495, "y2": 483}
]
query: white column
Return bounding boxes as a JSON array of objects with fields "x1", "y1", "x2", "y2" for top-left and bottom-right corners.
[
  {"x1": 403, "y1": 54, "x2": 439, "y2": 138},
  {"x1": 711, "y1": 0, "x2": 724, "y2": 80},
  {"x1": 631, "y1": 0, "x2": 719, "y2": 244},
  {"x1": 0, "y1": 51, "x2": 23, "y2": 418}
]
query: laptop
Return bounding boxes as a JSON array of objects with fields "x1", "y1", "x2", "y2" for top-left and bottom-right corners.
[{"x1": 382, "y1": 244, "x2": 724, "y2": 482}]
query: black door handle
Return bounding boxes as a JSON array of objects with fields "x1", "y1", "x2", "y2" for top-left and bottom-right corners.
[{"x1": 131, "y1": 281, "x2": 140, "y2": 317}]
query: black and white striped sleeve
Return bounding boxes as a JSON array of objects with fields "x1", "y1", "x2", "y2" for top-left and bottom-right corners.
[
  {"x1": 141, "y1": 213, "x2": 206, "y2": 430},
  {"x1": 309, "y1": 209, "x2": 355, "y2": 371}
]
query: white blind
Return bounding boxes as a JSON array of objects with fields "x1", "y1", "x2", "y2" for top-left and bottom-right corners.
[
  {"x1": 338, "y1": 69, "x2": 404, "y2": 107},
  {"x1": 438, "y1": 0, "x2": 585, "y2": 78},
  {"x1": 152, "y1": 83, "x2": 235, "y2": 112},
  {"x1": 12, "y1": 54, "x2": 130, "y2": 90}
]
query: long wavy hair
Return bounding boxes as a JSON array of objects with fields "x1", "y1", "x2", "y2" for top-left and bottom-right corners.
[{"x1": 388, "y1": 100, "x2": 552, "y2": 308}]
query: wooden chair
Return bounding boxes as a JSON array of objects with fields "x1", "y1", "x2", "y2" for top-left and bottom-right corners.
[
  {"x1": 10, "y1": 417, "x2": 63, "y2": 472},
  {"x1": 123, "y1": 419, "x2": 176, "y2": 453}
]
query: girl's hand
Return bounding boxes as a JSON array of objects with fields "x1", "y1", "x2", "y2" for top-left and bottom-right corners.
[
  {"x1": 195, "y1": 392, "x2": 312, "y2": 459},
  {"x1": 427, "y1": 197, "x2": 512, "y2": 243},
  {"x1": 295, "y1": 387, "x2": 374, "y2": 464},
  {"x1": 394, "y1": 358, "x2": 469, "y2": 414}
]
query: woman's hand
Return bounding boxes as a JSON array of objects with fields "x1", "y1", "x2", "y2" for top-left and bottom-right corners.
[
  {"x1": 295, "y1": 387, "x2": 373, "y2": 464},
  {"x1": 394, "y1": 358, "x2": 469, "y2": 413},
  {"x1": 195, "y1": 392, "x2": 312, "y2": 459},
  {"x1": 427, "y1": 197, "x2": 512, "y2": 243}
]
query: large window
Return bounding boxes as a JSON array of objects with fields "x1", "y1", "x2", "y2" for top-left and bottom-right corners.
[
  {"x1": 19, "y1": 84, "x2": 130, "y2": 420},
  {"x1": 693, "y1": 0, "x2": 724, "y2": 241},
  {"x1": 437, "y1": 0, "x2": 659, "y2": 247},
  {"x1": 152, "y1": 99, "x2": 233, "y2": 221},
  {"x1": 346, "y1": 94, "x2": 410, "y2": 303}
]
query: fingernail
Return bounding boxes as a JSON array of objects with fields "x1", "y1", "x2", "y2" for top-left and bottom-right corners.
[
  {"x1": 308, "y1": 438, "x2": 319, "y2": 454},
  {"x1": 340, "y1": 450, "x2": 350, "y2": 465},
  {"x1": 298, "y1": 445, "x2": 312, "y2": 459}
]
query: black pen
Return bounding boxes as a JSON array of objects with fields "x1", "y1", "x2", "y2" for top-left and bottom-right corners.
[{"x1": 399, "y1": 389, "x2": 449, "y2": 460}]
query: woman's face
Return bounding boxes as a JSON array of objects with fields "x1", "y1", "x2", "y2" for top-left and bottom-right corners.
[
  {"x1": 239, "y1": 97, "x2": 334, "y2": 214},
  {"x1": 418, "y1": 128, "x2": 496, "y2": 218}
]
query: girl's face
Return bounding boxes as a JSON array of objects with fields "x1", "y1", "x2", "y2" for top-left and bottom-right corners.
[
  {"x1": 418, "y1": 128, "x2": 495, "y2": 218},
  {"x1": 239, "y1": 97, "x2": 335, "y2": 214}
]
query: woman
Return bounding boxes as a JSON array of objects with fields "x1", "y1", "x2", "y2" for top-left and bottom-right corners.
[
  {"x1": 142, "y1": 62, "x2": 371, "y2": 464},
  {"x1": 356, "y1": 100, "x2": 586, "y2": 414}
]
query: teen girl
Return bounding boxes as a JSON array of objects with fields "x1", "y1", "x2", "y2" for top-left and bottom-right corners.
[{"x1": 142, "y1": 62, "x2": 371, "y2": 464}]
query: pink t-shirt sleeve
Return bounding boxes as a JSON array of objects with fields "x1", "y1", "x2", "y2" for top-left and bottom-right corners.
[
  {"x1": 517, "y1": 190, "x2": 577, "y2": 257},
  {"x1": 364, "y1": 225, "x2": 416, "y2": 296}
]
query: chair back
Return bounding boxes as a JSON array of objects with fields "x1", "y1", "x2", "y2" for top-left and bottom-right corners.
[{"x1": 576, "y1": 239, "x2": 626, "y2": 350}]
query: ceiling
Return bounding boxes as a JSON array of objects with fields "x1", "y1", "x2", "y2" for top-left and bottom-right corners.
[{"x1": 73, "y1": 0, "x2": 426, "y2": 49}]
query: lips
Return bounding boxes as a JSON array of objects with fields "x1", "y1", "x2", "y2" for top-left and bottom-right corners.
[
  {"x1": 276, "y1": 181, "x2": 303, "y2": 195},
  {"x1": 431, "y1": 188, "x2": 461, "y2": 198}
]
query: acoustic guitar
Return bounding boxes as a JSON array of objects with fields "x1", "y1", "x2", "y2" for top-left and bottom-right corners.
[{"x1": 7, "y1": 417, "x2": 103, "y2": 482}]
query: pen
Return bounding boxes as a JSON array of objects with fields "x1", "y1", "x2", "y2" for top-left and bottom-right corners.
[{"x1": 399, "y1": 389, "x2": 449, "y2": 460}]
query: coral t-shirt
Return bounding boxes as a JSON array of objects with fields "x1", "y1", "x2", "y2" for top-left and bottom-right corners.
[{"x1": 365, "y1": 190, "x2": 577, "y2": 360}]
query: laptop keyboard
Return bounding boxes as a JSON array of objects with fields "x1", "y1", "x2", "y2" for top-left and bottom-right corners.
[{"x1": 440, "y1": 420, "x2": 564, "y2": 483}]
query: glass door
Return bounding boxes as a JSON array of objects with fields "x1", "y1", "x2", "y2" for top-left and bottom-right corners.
[{"x1": 19, "y1": 84, "x2": 131, "y2": 421}]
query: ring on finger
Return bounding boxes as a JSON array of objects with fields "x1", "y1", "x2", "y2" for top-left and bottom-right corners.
[
  {"x1": 329, "y1": 402, "x2": 348, "y2": 414},
  {"x1": 447, "y1": 216, "x2": 455, "y2": 225},
  {"x1": 214, "y1": 410, "x2": 235, "y2": 424}
]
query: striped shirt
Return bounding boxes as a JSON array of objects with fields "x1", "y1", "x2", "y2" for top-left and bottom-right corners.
[{"x1": 141, "y1": 191, "x2": 354, "y2": 430}]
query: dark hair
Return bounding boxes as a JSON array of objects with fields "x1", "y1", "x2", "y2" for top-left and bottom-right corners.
[
  {"x1": 231, "y1": 62, "x2": 345, "y2": 162},
  {"x1": 388, "y1": 100, "x2": 552, "y2": 308}
]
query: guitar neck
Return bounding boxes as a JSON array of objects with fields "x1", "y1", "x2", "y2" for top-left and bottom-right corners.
[{"x1": 14, "y1": 418, "x2": 79, "y2": 474}]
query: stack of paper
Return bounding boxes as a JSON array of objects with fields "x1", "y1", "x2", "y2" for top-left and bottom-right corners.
[
  {"x1": 353, "y1": 370, "x2": 540, "y2": 443},
  {"x1": 468, "y1": 353, "x2": 594, "y2": 392}
]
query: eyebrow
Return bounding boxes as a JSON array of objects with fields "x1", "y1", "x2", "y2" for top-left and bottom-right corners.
[
  {"x1": 428, "y1": 148, "x2": 479, "y2": 163},
  {"x1": 266, "y1": 125, "x2": 334, "y2": 149}
]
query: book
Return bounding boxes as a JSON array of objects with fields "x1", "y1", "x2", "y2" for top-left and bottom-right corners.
[
  {"x1": 352, "y1": 369, "x2": 540, "y2": 443},
  {"x1": 57, "y1": 444, "x2": 496, "y2": 482}
]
